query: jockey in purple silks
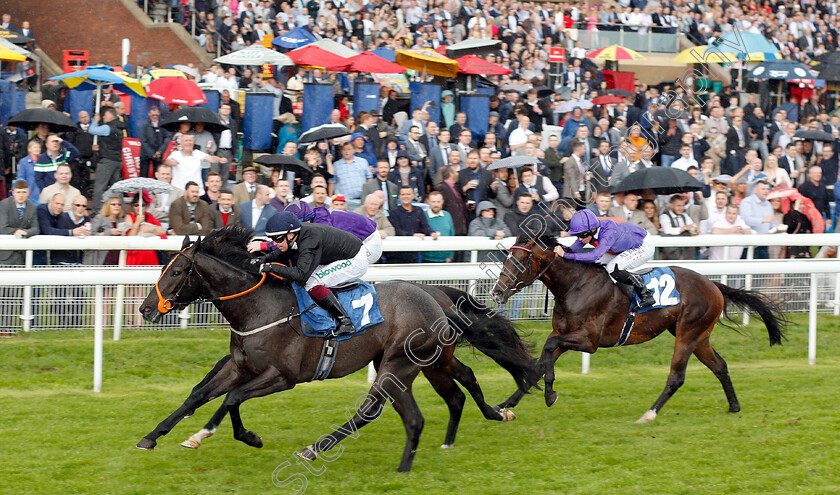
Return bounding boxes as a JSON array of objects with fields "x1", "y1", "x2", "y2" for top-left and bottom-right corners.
[
  {"x1": 554, "y1": 209, "x2": 656, "y2": 308},
  {"x1": 249, "y1": 201, "x2": 383, "y2": 265}
]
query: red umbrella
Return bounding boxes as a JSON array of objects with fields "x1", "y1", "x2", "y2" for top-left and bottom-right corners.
[
  {"x1": 346, "y1": 52, "x2": 406, "y2": 73},
  {"x1": 455, "y1": 55, "x2": 512, "y2": 76},
  {"x1": 287, "y1": 45, "x2": 353, "y2": 71},
  {"x1": 145, "y1": 77, "x2": 207, "y2": 106},
  {"x1": 434, "y1": 45, "x2": 448, "y2": 56},
  {"x1": 592, "y1": 94, "x2": 626, "y2": 105}
]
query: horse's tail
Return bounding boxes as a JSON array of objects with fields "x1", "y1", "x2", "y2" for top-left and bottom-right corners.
[
  {"x1": 436, "y1": 287, "x2": 540, "y2": 393},
  {"x1": 713, "y1": 282, "x2": 787, "y2": 346}
]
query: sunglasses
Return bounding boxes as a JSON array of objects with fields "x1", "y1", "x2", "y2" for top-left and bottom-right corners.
[{"x1": 73, "y1": 203, "x2": 87, "y2": 207}]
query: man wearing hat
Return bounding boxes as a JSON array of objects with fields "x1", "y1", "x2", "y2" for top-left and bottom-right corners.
[
  {"x1": 350, "y1": 132, "x2": 377, "y2": 172},
  {"x1": 232, "y1": 166, "x2": 261, "y2": 205}
]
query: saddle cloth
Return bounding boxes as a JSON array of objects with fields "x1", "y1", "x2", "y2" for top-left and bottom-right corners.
[
  {"x1": 292, "y1": 280, "x2": 384, "y2": 341},
  {"x1": 631, "y1": 267, "x2": 681, "y2": 314}
]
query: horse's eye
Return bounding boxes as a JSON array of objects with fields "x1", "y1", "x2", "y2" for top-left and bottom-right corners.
[{"x1": 172, "y1": 270, "x2": 181, "y2": 276}]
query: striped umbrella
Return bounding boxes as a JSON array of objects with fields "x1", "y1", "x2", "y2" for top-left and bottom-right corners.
[
  {"x1": 672, "y1": 46, "x2": 739, "y2": 64},
  {"x1": 586, "y1": 45, "x2": 646, "y2": 61}
]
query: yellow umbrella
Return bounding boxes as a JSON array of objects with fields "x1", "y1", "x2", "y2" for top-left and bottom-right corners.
[
  {"x1": 672, "y1": 46, "x2": 738, "y2": 64},
  {"x1": 395, "y1": 49, "x2": 459, "y2": 78},
  {"x1": 585, "y1": 45, "x2": 646, "y2": 61},
  {"x1": 0, "y1": 44, "x2": 25, "y2": 62}
]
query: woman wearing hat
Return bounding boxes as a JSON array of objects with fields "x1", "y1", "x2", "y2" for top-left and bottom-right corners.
[{"x1": 275, "y1": 113, "x2": 299, "y2": 154}]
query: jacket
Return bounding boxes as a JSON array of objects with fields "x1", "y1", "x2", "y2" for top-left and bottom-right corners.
[
  {"x1": 263, "y1": 222, "x2": 363, "y2": 285},
  {"x1": 169, "y1": 197, "x2": 214, "y2": 235},
  {"x1": 0, "y1": 198, "x2": 39, "y2": 265},
  {"x1": 238, "y1": 201, "x2": 278, "y2": 236},
  {"x1": 140, "y1": 119, "x2": 172, "y2": 158}
]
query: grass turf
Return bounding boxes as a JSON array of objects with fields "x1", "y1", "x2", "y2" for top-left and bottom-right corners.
[{"x1": 1, "y1": 314, "x2": 838, "y2": 495}]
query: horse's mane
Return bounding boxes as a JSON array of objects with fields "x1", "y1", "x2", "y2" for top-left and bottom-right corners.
[
  {"x1": 198, "y1": 225, "x2": 274, "y2": 274},
  {"x1": 515, "y1": 233, "x2": 562, "y2": 250}
]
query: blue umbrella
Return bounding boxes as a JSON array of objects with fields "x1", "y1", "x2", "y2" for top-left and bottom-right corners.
[
  {"x1": 272, "y1": 27, "x2": 317, "y2": 49},
  {"x1": 372, "y1": 47, "x2": 396, "y2": 62},
  {"x1": 747, "y1": 60, "x2": 816, "y2": 80},
  {"x1": 709, "y1": 31, "x2": 781, "y2": 61}
]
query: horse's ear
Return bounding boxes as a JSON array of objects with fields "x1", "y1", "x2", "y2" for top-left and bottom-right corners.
[
  {"x1": 193, "y1": 236, "x2": 202, "y2": 251},
  {"x1": 181, "y1": 235, "x2": 191, "y2": 249}
]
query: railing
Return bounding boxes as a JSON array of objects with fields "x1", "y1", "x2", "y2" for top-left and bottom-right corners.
[{"x1": 573, "y1": 23, "x2": 682, "y2": 53}]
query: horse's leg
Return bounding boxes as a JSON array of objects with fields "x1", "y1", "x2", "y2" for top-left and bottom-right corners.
[
  {"x1": 445, "y1": 357, "x2": 516, "y2": 421},
  {"x1": 182, "y1": 355, "x2": 232, "y2": 419},
  {"x1": 692, "y1": 337, "x2": 740, "y2": 413},
  {"x1": 136, "y1": 357, "x2": 243, "y2": 450},
  {"x1": 540, "y1": 335, "x2": 570, "y2": 407},
  {"x1": 636, "y1": 337, "x2": 697, "y2": 424},
  {"x1": 181, "y1": 401, "x2": 229, "y2": 449},
  {"x1": 422, "y1": 367, "x2": 466, "y2": 448}
]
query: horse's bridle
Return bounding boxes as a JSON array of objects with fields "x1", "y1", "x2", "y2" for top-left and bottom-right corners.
[
  {"x1": 153, "y1": 244, "x2": 280, "y2": 314},
  {"x1": 505, "y1": 244, "x2": 557, "y2": 293}
]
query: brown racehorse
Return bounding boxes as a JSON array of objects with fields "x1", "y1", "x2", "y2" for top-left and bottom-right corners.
[{"x1": 490, "y1": 233, "x2": 786, "y2": 424}]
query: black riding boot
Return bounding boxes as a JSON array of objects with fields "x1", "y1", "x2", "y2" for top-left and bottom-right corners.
[
  {"x1": 317, "y1": 291, "x2": 357, "y2": 337},
  {"x1": 613, "y1": 269, "x2": 655, "y2": 308}
]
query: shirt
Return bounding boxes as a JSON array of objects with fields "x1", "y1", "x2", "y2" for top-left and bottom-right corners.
[
  {"x1": 330, "y1": 156, "x2": 372, "y2": 200},
  {"x1": 251, "y1": 203, "x2": 264, "y2": 228},
  {"x1": 169, "y1": 150, "x2": 208, "y2": 194},
  {"x1": 739, "y1": 194, "x2": 774, "y2": 233}
]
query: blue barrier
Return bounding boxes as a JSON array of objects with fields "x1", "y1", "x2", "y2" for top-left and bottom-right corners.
[
  {"x1": 64, "y1": 89, "x2": 95, "y2": 122},
  {"x1": 301, "y1": 83, "x2": 333, "y2": 132},
  {"x1": 459, "y1": 95, "x2": 490, "y2": 140},
  {"x1": 242, "y1": 92, "x2": 274, "y2": 150},
  {"x1": 353, "y1": 82, "x2": 380, "y2": 117},
  {"x1": 409, "y1": 82, "x2": 441, "y2": 124}
]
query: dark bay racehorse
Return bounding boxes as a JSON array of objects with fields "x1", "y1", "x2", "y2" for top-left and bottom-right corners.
[
  {"x1": 490, "y1": 234, "x2": 786, "y2": 424},
  {"x1": 137, "y1": 225, "x2": 537, "y2": 472}
]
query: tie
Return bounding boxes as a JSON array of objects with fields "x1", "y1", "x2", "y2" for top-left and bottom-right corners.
[
  {"x1": 248, "y1": 185, "x2": 256, "y2": 200},
  {"x1": 429, "y1": 136, "x2": 437, "y2": 149},
  {"x1": 380, "y1": 181, "x2": 390, "y2": 214},
  {"x1": 602, "y1": 156, "x2": 610, "y2": 176},
  {"x1": 627, "y1": 211, "x2": 632, "y2": 221},
  {"x1": 17, "y1": 206, "x2": 24, "y2": 219}
]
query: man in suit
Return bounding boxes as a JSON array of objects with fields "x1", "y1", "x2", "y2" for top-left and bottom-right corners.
[
  {"x1": 449, "y1": 112, "x2": 469, "y2": 139},
  {"x1": 212, "y1": 103, "x2": 239, "y2": 178},
  {"x1": 232, "y1": 166, "x2": 259, "y2": 205},
  {"x1": 169, "y1": 182, "x2": 214, "y2": 235},
  {"x1": 456, "y1": 149, "x2": 493, "y2": 207},
  {"x1": 361, "y1": 160, "x2": 399, "y2": 213},
  {"x1": 139, "y1": 106, "x2": 171, "y2": 179},
  {"x1": 435, "y1": 166, "x2": 468, "y2": 236},
  {"x1": 589, "y1": 141, "x2": 613, "y2": 192},
  {"x1": 724, "y1": 115, "x2": 749, "y2": 176},
  {"x1": 428, "y1": 128, "x2": 454, "y2": 183},
  {"x1": 238, "y1": 184, "x2": 277, "y2": 236},
  {"x1": 149, "y1": 164, "x2": 184, "y2": 231},
  {"x1": 418, "y1": 120, "x2": 440, "y2": 154},
  {"x1": 817, "y1": 144, "x2": 839, "y2": 185},
  {"x1": 0, "y1": 180, "x2": 39, "y2": 265},
  {"x1": 210, "y1": 189, "x2": 243, "y2": 229},
  {"x1": 608, "y1": 192, "x2": 658, "y2": 235},
  {"x1": 587, "y1": 190, "x2": 613, "y2": 217},
  {"x1": 404, "y1": 124, "x2": 428, "y2": 166},
  {"x1": 562, "y1": 141, "x2": 586, "y2": 201}
]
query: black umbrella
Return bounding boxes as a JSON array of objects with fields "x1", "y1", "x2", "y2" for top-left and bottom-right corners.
[
  {"x1": 8, "y1": 108, "x2": 78, "y2": 132},
  {"x1": 161, "y1": 107, "x2": 228, "y2": 133},
  {"x1": 298, "y1": 123, "x2": 351, "y2": 144},
  {"x1": 0, "y1": 29, "x2": 33, "y2": 44},
  {"x1": 254, "y1": 154, "x2": 311, "y2": 176},
  {"x1": 611, "y1": 167, "x2": 704, "y2": 194},
  {"x1": 606, "y1": 88, "x2": 634, "y2": 98},
  {"x1": 816, "y1": 63, "x2": 840, "y2": 82},
  {"x1": 794, "y1": 129, "x2": 836, "y2": 141},
  {"x1": 535, "y1": 87, "x2": 554, "y2": 98}
]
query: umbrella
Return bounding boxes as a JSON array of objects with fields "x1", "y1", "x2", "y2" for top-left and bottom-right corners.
[
  {"x1": 298, "y1": 123, "x2": 351, "y2": 144},
  {"x1": 606, "y1": 88, "x2": 634, "y2": 98},
  {"x1": 146, "y1": 77, "x2": 207, "y2": 106},
  {"x1": 586, "y1": 45, "x2": 646, "y2": 62},
  {"x1": 173, "y1": 64, "x2": 200, "y2": 78},
  {"x1": 815, "y1": 62, "x2": 840, "y2": 82},
  {"x1": 535, "y1": 87, "x2": 555, "y2": 98},
  {"x1": 487, "y1": 155, "x2": 539, "y2": 171},
  {"x1": 747, "y1": 60, "x2": 815, "y2": 80},
  {"x1": 456, "y1": 55, "x2": 512, "y2": 76},
  {"x1": 501, "y1": 84, "x2": 532, "y2": 93},
  {"x1": 103, "y1": 178, "x2": 173, "y2": 210},
  {"x1": 395, "y1": 49, "x2": 459, "y2": 78},
  {"x1": 592, "y1": 95, "x2": 626, "y2": 105},
  {"x1": 709, "y1": 32, "x2": 780, "y2": 61},
  {"x1": 0, "y1": 29, "x2": 33, "y2": 44},
  {"x1": 347, "y1": 52, "x2": 406, "y2": 74},
  {"x1": 371, "y1": 48, "x2": 396, "y2": 62},
  {"x1": 254, "y1": 154, "x2": 311, "y2": 176},
  {"x1": 611, "y1": 167, "x2": 704, "y2": 194},
  {"x1": 672, "y1": 46, "x2": 738, "y2": 64},
  {"x1": 214, "y1": 45, "x2": 295, "y2": 66},
  {"x1": 287, "y1": 45, "x2": 354, "y2": 71},
  {"x1": 572, "y1": 98, "x2": 593, "y2": 110},
  {"x1": 794, "y1": 129, "x2": 836, "y2": 141},
  {"x1": 0, "y1": 44, "x2": 25, "y2": 62},
  {"x1": 161, "y1": 107, "x2": 229, "y2": 133},
  {"x1": 272, "y1": 27, "x2": 317, "y2": 49},
  {"x1": 655, "y1": 109, "x2": 690, "y2": 120},
  {"x1": 445, "y1": 38, "x2": 501, "y2": 59},
  {"x1": 9, "y1": 108, "x2": 78, "y2": 133},
  {"x1": 311, "y1": 39, "x2": 358, "y2": 59}
]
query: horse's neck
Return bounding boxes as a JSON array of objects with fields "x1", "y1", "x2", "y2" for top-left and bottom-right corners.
[{"x1": 541, "y1": 258, "x2": 593, "y2": 300}]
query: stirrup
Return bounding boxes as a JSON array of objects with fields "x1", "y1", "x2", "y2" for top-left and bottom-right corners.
[
  {"x1": 330, "y1": 318, "x2": 356, "y2": 337},
  {"x1": 637, "y1": 293, "x2": 656, "y2": 308}
]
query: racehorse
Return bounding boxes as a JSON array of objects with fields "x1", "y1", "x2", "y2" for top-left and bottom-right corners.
[
  {"x1": 490, "y1": 233, "x2": 786, "y2": 424},
  {"x1": 136, "y1": 225, "x2": 537, "y2": 472}
]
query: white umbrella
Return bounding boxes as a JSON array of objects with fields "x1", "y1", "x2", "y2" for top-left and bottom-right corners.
[
  {"x1": 104, "y1": 178, "x2": 173, "y2": 210},
  {"x1": 173, "y1": 64, "x2": 200, "y2": 78},
  {"x1": 215, "y1": 45, "x2": 295, "y2": 66},
  {"x1": 311, "y1": 39, "x2": 358, "y2": 58}
]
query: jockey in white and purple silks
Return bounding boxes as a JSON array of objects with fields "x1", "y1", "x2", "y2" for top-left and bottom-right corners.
[
  {"x1": 250, "y1": 201, "x2": 383, "y2": 265},
  {"x1": 554, "y1": 209, "x2": 656, "y2": 308}
]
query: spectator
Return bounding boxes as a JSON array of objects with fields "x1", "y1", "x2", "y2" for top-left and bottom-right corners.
[
  {"x1": 353, "y1": 191, "x2": 395, "y2": 240},
  {"x1": 139, "y1": 106, "x2": 171, "y2": 179},
  {"x1": 504, "y1": 194, "x2": 544, "y2": 238},
  {"x1": 671, "y1": 144, "x2": 699, "y2": 171},
  {"x1": 739, "y1": 180, "x2": 774, "y2": 259},
  {"x1": 330, "y1": 195, "x2": 348, "y2": 211},
  {"x1": 508, "y1": 114, "x2": 532, "y2": 156},
  {"x1": 164, "y1": 134, "x2": 227, "y2": 195},
  {"x1": 422, "y1": 191, "x2": 455, "y2": 263},
  {"x1": 125, "y1": 193, "x2": 166, "y2": 326},
  {"x1": 211, "y1": 189, "x2": 242, "y2": 229},
  {"x1": 330, "y1": 142, "x2": 372, "y2": 210},
  {"x1": 659, "y1": 194, "x2": 698, "y2": 260},
  {"x1": 232, "y1": 166, "x2": 259, "y2": 204},
  {"x1": 88, "y1": 108, "x2": 126, "y2": 210},
  {"x1": 608, "y1": 192, "x2": 658, "y2": 235},
  {"x1": 361, "y1": 160, "x2": 399, "y2": 213},
  {"x1": 469, "y1": 200, "x2": 511, "y2": 243},
  {"x1": 239, "y1": 184, "x2": 277, "y2": 236},
  {"x1": 388, "y1": 150, "x2": 425, "y2": 202},
  {"x1": 455, "y1": 128, "x2": 475, "y2": 163},
  {"x1": 0, "y1": 180, "x2": 40, "y2": 265},
  {"x1": 709, "y1": 204, "x2": 751, "y2": 260},
  {"x1": 34, "y1": 134, "x2": 80, "y2": 193},
  {"x1": 214, "y1": 103, "x2": 238, "y2": 178},
  {"x1": 65, "y1": 111, "x2": 96, "y2": 195},
  {"x1": 303, "y1": 184, "x2": 331, "y2": 208},
  {"x1": 457, "y1": 149, "x2": 493, "y2": 211},
  {"x1": 763, "y1": 155, "x2": 791, "y2": 190},
  {"x1": 269, "y1": 178, "x2": 293, "y2": 212},
  {"x1": 84, "y1": 195, "x2": 128, "y2": 266},
  {"x1": 798, "y1": 165, "x2": 831, "y2": 231},
  {"x1": 435, "y1": 166, "x2": 468, "y2": 236},
  {"x1": 201, "y1": 171, "x2": 224, "y2": 205},
  {"x1": 149, "y1": 164, "x2": 183, "y2": 232},
  {"x1": 701, "y1": 190, "x2": 731, "y2": 234},
  {"x1": 783, "y1": 198, "x2": 814, "y2": 258},
  {"x1": 428, "y1": 128, "x2": 454, "y2": 182},
  {"x1": 515, "y1": 168, "x2": 546, "y2": 205},
  {"x1": 388, "y1": 186, "x2": 438, "y2": 263},
  {"x1": 16, "y1": 140, "x2": 42, "y2": 202},
  {"x1": 169, "y1": 181, "x2": 214, "y2": 235},
  {"x1": 731, "y1": 156, "x2": 768, "y2": 197},
  {"x1": 817, "y1": 144, "x2": 838, "y2": 186},
  {"x1": 38, "y1": 163, "x2": 81, "y2": 210},
  {"x1": 562, "y1": 141, "x2": 587, "y2": 201},
  {"x1": 588, "y1": 190, "x2": 613, "y2": 217},
  {"x1": 640, "y1": 199, "x2": 662, "y2": 234}
]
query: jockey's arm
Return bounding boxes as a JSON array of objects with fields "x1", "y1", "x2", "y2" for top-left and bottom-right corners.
[
  {"x1": 264, "y1": 245, "x2": 320, "y2": 286},
  {"x1": 563, "y1": 230, "x2": 616, "y2": 263}
]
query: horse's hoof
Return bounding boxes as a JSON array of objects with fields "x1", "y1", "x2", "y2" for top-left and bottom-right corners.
[
  {"x1": 136, "y1": 438, "x2": 156, "y2": 450},
  {"x1": 545, "y1": 390, "x2": 558, "y2": 407},
  {"x1": 181, "y1": 438, "x2": 200, "y2": 449},
  {"x1": 635, "y1": 409, "x2": 657, "y2": 424},
  {"x1": 499, "y1": 408, "x2": 517, "y2": 421},
  {"x1": 295, "y1": 445, "x2": 317, "y2": 461},
  {"x1": 728, "y1": 405, "x2": 741, "y2": 413},
  {"x1": 440, "y1": 443, "x2": 454, "y2": 449},
  {"x1": 236, "y1": 430, "x2": 263, "y2": 448}
]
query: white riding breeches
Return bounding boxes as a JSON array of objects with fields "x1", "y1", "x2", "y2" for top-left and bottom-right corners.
[
  {"x1": 597, "y1": 234, "x2": 655, "y2": 274},
  {"x1": 304, "y1": 248, "x2": 369, "y2": 290},
  {"x1": 362, "y1": 231, "x2": 383, "y2": 264}
]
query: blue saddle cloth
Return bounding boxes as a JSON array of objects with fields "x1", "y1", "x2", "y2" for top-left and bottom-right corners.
[
  {"x1": 292, "y1": 280, "x2": 384, "y2": 341},
  {"x1": 631, "y1": 267, "x2": 681, "y2": 314}
]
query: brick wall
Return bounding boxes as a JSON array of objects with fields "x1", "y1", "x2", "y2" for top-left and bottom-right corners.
[{"x1": 0, "y1": 0, "x2": 209, "y2": 70}]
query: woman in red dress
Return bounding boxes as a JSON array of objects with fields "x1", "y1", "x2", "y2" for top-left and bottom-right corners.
[{"x1": 125, "y1": 192, "x2": 166, "y2": 326}]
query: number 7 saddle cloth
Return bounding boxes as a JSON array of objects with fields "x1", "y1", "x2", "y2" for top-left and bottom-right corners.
[{"x1": 291, "y1": 280, "x2": 384, "y2": 341}]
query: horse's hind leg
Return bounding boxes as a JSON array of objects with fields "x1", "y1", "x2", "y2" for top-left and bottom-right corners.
[
  {"x1": 637, "y1": 336, "x2": 696, "y2": 424},
  {"x1": 692, "y1": 337, "x2": 740, "y2": 413},
  {"x1": 423, "y1": 367, "x2": 466, "y2": 448},
  {"x1": 445, "y1": 357, "x2": 516, "y2": 421},
  {"x1": 181, "y1": 401, "x2": 229, "y2": 449},
  {"x1": 136, "y1": 357, "x2": 243, "y2": 450}
]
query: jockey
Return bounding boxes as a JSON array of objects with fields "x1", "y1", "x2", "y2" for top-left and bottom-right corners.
[
  {"x1": 249, "y1": 201, "x2": 382, "y2": 264},
  {"x1": 254, "y1": 211, "x2": 369, "y2": 337},
  {"x1": 554, "y1": 209, "x2": 656, "y2": 308}
]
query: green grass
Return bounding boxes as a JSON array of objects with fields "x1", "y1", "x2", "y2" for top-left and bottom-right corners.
[{"x1": 1, "y1": 315, "x2": 839, "y2": 495}]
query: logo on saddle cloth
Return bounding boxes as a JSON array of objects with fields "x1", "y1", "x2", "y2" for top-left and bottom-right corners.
[
  {"x1": 315, "y1": 260, "x2": 352, "y2": 279},
  {"x1": 292, "y1": 280, "x2": 384, "y2": 341},
  {"x1": 613, "y1": 267, "x2": 681, "y2": 347}
]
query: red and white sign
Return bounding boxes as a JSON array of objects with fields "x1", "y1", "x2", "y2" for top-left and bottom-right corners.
[
  {"x1": 549, "y1": 47, "x2": 566, "y2": 64},
  {"x1": 121, "y1": 138, "x2": 141, "y2": 179}
]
